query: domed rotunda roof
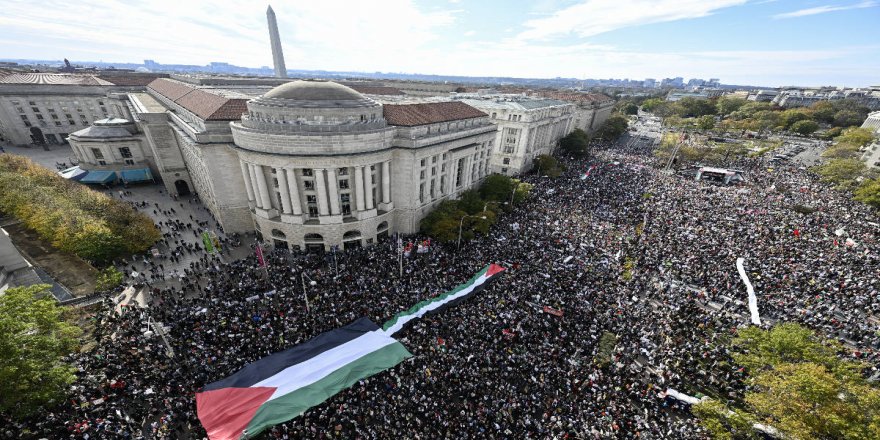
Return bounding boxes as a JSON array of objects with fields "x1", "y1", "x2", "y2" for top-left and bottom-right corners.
[{"x1": 262, "y1": 80, "x2": 366, "y2": 102}]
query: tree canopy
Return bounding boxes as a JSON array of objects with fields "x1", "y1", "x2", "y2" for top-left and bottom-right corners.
[
  {"x1": 0, "y1": 154, "x2": 161, "y2": 264},
  {"x1": 695, "y1": 323, "x2": 880, "y2": 440},
  {"x1": 0, "y1": 284, "x2": 81, "y2": 417},
  {"x1": 558, "y1": 128, "x2": 590, "y2": 157},
  {"x1": 790, "y1": 119, "x2": 819, "y2": 135},
  {"x1": 815, "y1": 158, "x2": 867, "y2": 190},
  {"x1": 854, "y1": 178, "x2": 880, "y2": 209},
  {"x1": 595, "y1": 115, "x2": 629, "y2": 141}
]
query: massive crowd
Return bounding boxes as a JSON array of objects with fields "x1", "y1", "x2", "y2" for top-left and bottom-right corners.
[{"x1": 3, "y1": 129, "x2": 878, "y2": 439}]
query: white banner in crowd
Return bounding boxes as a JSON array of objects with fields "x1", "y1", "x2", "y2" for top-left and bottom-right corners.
[{"x1": 736, "y1": 258, "x2": 761, "y2": 325}]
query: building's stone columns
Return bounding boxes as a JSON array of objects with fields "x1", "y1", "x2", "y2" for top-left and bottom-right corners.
[
  {"x1": 253, "y1": 164, "x2": 272, "y2": 210},
  {"x1": 327, "y1": 168, "x2": 341, "y2": 215},
  {"x1": 240, "y1": 161, "x2": 255, "y2": 204},
  {"x1": 381, "y1": 161, "x2": 391, "y2": 203},
  {"x1": 285, "y1": 168, "x2": 303, "y2": 215},
  {"x1": 275, "y1": 167, "x2": 292, "y2": 214},
  {"x1": 364, "y1": 165, "x2": 374, "y2": 209},
  {"x1": 247, "y1": 164, "x2": 263, "y2": 209},
  {"x1": 354, "y1": 166, "x2": 365, "y2": 211},
  {"x1": 314, "y1": 169, "x2": 330, "y2": 216}
]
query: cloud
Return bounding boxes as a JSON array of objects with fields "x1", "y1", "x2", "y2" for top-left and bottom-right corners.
[
  {"x1": 773, "y1": 1, "x2": 876, "y2": 18},
  {"x1": 516, "y1": 0, "x2": 748, "y2": 41}
]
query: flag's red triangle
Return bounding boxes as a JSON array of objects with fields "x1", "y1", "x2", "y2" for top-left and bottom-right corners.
[
  {"x1": 196, "y1": 387, "x2": 276, "y2": 440},
  {"x1": 487, "y1": 263, "x2": 506, "y2": 277}
]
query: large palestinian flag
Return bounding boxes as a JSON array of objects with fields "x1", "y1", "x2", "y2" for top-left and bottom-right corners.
[{"x1": 196, "y1": 264, "x2": 505, "y2": 440}]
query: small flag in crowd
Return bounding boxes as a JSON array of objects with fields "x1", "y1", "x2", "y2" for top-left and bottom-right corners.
[
  {"x1": 202, "y1": 231, "x2": 215, "y2": 254},
  {"x1": 255, "y1": 244, "x2": 266, "y2": 267},
  {"x1": 543, "y1": 306, "x2": 564, "y2": 317}
]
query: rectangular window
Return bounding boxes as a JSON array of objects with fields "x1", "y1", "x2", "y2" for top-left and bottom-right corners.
[
  {"x1": 48, "y1": 108, "x2": 56, "y2": 113},
  {"x1": 302, "y1": 168, "x2": 313, "y2": 176},
  {"x1": 125, "y1": 159, "x2": 135, "y2": 165},
  {"x1": 340, "y1": 194, "x2": 351, "y2": 216},
  {"x1": 419, "y1": 170, "x2": 425, "y2": 180},
  {"x1": 419, "y1": 182, "x2": 425, "y2": 203},
  {"x1": 338, "y1": 179, "x2": 349, "y2": 189},
  {"x1": 119, "y1": 147, "x2": 132, "y2": 158},
  {"x1": 32, "y1": 107, "x2": 40, "y2": 113},
  {"x1": 430, "y1": 180, "x2": 435, "y2": 198},
  {"x1": 432, "y1": 156, "x2": 437, "y2": 163},
  {"x1": 338, "y1": 167, "x2": 348, "y2": 176},
  {"x1": 91, "y1": 148, "x2": 104, "y2": 159},
  {"x1": 20, "y1": 115, "x2": 28, "y2": 122},
  {"x1": 67, "y1": 119, "x2": 76, "y2": 125},
  {"x1": 28, "y1": 101, "x2": 36, "y2": 106},
  {"x1": 431, "y1": 167, "x2": 436, "y2": 176},
  {"x1": 306, "y1": 195, "x2": 317, "y2": 204},
  {"x1": 54, "y1": 121, "x2": 62, "y2": 126},
  {"x1": 503, "y1": 158, "x2": 510, "y2": 165},
  {"x1": 50, "y1": 114, "x2": 59, "y2": 120},
  {"x1": 16, "y1": 107, "x2": 24, "y2": 113},
  {"x1": 308, "y1": 206, "x2": 319, "y2": 218},
  {"x1": 304, "y1": 180, "x2": 315, "y2": 190},
  {"x1": 98, "y1": 160, "x2": 107, "y2": 166},
  {"x1": 502, "y1": 167, "x2": 508, "y2": 174}
]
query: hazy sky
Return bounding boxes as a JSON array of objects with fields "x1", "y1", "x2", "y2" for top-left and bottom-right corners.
[{"x1": 1, "y1": 0, "x2": 878, "y2": 86}]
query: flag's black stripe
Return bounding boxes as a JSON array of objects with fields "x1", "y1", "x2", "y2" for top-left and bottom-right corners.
[{"x1": 202, "y1": 317, "x2": 378, "y2": 391}]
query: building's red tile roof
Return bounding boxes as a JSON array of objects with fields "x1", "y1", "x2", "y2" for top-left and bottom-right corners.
[
  {"x1": 383, "y1": 101, "x2": 486, "y2": 126},
  {"x1": 147, "y1": 78, "x2": 248, "y2": 121},
  {"x1": 348, "y1": 85, "x2": 405, "y2": 96}
]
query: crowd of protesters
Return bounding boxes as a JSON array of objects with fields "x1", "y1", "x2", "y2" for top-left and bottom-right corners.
[{"x1": 3, "y1": 129, "x2": 878, "y2": 439}]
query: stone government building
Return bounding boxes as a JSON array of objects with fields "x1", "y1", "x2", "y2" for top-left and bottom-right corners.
[{"x1": 71, "y1": 78, "x2": 495, "y2": 250}]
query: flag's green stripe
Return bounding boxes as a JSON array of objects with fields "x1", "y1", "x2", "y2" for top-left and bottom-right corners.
[
  {"x1": 382, "y1": 266, "x2": 489, "y2": 331},
  {"x1": 243, "y1": 342, "x2": 412, "y2": 438}
]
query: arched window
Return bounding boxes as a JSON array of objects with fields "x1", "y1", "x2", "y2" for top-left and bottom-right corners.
[
  {"x1": 304, "y1": 233, "x2": 323, "y2": 242},
  {"x1": 271, "y1": 229, "x2": 286, "y2": 238},
  {"x1": 376, "y1": 221, "x2": 389, "y2": 232},
  {"x1": 343, "y1": 230, "x2": 361, "y2": 240}
]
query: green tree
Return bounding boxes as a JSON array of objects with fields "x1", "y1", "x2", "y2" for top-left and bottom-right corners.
[
  {"x1": 457, "y1": 189, "x2": 486, "y2": 215},
  {"x1": 479, "y1": 174, "x2": 517, "y2": 202},
  {"x1": 534, "y1": 154, "x2": 563, "y2": 178},
  {"x1": 790, "y1": 119, "x2": 819, "y2": 135},
  {"x1": 622, "y1": 102, "x2": 639, "y2": 115},
  {"x1": 696, "y1": 323, "x2": 880, "y2": 440},
  {"x1": 558, "y1": 128, "x2": 590, "y2": 157},
  {"x1": 697, "y1": 115, "x2": 716, "y2": 130},
  {"x1": 692, "y1": 400, "x2": 759, "y2": 440},
  {"x1": 0, "y1": 284, "x2": 81, "y2": 417},
  {"x1": 779, "y1": 109, "x2": 811, "y2": 129},
  {"x1": 821, "y1": 126, "x2": 844, "y2": 140},
  {"x1": 855, "y1": 178, "x2": 880, "y2": 209},
  {"x1": 716, "y1": 96, "x2": 747, "y2": 117},
  {"x1": 95, "y1": 266, "x2": 124, "y2": 292},
  {"x1": 816, "y1": 158, "x2": 866, "y2": 190},
  {"x1": 834, "y1": 110, "x2": 864, "y2": 127},
  {"x1": 837, "y1": 127, "x2": 875, "y2": 147},
  {"x1": 810, "y1": 101, "x2": 837, "y2": 124},
  {"x1": 641, "y1": 98, "x2": 665, "y2": 112},
  {"x1": 596, "y1": 115, "x2": 629, "y2": 141}
]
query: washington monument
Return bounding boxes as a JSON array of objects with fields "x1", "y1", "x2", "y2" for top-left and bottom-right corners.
[{"x1": 267, "y1": 5, "x2": 287, "y2": 78}]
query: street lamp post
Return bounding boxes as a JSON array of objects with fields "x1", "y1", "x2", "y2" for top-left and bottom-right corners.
[
  {"x1": 300, "y1": 272, "x2": 316, "y2": 313},
  {"x1": 458, "y1": 214, "x2": 487, "y2": 249}
]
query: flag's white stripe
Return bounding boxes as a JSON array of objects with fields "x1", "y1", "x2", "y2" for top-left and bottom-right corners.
[
  {"x1": 736, "y1": 257, "x2": 761, "y2": 325},
  {"x1": 254, "y1": 330, "x2": 399, "y2": 401},
  {"x1": 383, "y1": 273, "x2": 491, "y2": 335}
]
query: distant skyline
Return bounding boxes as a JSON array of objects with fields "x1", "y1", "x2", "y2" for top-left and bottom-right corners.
[{"x1": 0, "y1": 0, "x2": 878, "y2": 87}]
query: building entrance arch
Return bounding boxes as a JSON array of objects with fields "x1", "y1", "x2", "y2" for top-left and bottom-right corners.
[{"x1": 174, "y1": 180, "x2": 191, "y2": 196}]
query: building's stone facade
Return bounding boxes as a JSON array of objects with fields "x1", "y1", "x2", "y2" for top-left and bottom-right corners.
[
  {"x1": 0, "y1": 73, "x2": 163, "y2": 147},
  {"x1": 457, "y1": 96, "x2": 574, "y2": 175}
]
